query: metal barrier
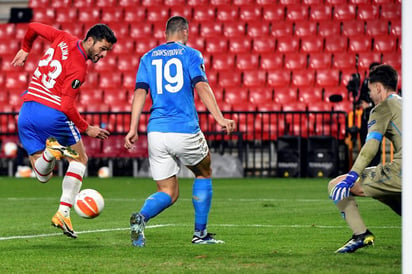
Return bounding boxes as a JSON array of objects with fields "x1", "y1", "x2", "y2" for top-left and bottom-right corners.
[{"x1": 0, "y1": 110, "x2": 348, "y2": 177}]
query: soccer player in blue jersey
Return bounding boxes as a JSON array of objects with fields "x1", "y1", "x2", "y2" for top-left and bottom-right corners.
[{"x1": 124, "y1": 16, "x2": 235, "y2": 247}]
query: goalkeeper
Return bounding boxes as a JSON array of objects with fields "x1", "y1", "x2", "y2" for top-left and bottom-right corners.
[{"x1": 328, "y1": 64, "x2": 401, "y2": 253}]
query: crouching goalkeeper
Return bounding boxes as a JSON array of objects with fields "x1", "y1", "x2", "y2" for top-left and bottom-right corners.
[{"x1": 328, "y1": 64, "x2": 401, "y2": 253}]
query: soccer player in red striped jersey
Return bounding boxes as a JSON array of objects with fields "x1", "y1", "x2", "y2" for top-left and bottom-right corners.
[{"x1": 11, "y1": 22, "x2": 117, "y2": 238}]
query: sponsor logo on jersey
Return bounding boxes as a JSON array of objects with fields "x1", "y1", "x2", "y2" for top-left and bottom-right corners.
[{"x1": 72, "y1": 79, "x2": 81, "y2": 89}]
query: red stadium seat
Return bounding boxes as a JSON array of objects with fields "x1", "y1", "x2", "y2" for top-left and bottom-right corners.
[
  {"x1": 204, "y1": 39, "x2": 228, "y2": 54},
  {"x1": 324, "y1": 86, "x2": 349, "y2": 103},
  {"x1": 259, "y1": 53, "x2": 284, "y2": 70},
  {"x1": 121, "y1": 71, "x2": 137, "y2": 91},
  {"x1": 285, "y1": 5, "x2": 308, "y2": 21},
  {"x1": 380, "y1": 4, "x2": 401, "y2": 20},
  {"x1": 239, "y1": 5, "x2": 262, "y2": 22},
  {"x1": 112, "y1": 39, "x2": 135, "y2": 55},
  {"x1": 348, "y1": 36, "x2": 372, "y2": 53},
  {"x1": 211, "y1": 53, "x2": 235, "y2": 71},
  {"x1": 373, "y1": 36, "x2": 397, "y2": 53},
  {"x1": 169, "y1": 6, "x2": 193, "y2": 19},
  {"x1": 106, "y1": 22, "x2": 129, "y2": 40},
  {"x1": 324, "y1": 36, "x2": 348, "y2": 53},
  {"x1": 341, "y1": 21, "x2": 365, "y2": 37},
  {"x1": 135, "y1": 38, "x2": 159, "y2": 54},
  {"x1": 294, "y1": 21, "x2": 317, "y2": 37},
  {"x1": 218, "y1": 70, "x2": 242, "y2": 88},
  {"x1": 366, "y1": 19, "x2": 389, "y2": 36},
  {"x1": 118, "y1": 0, "x2": 140, "y2": 7},
  {"x1": 390, "y1": 19, "x2": 401, "y2": 37},
  {"x1": 96, "y1": 0, "x2": 117, "y2": 7},
  {"x1": 5, "y1": 72, "x2": 28, "y2": 92},
  {"x1": 270, "y1": 21, "x2": 293, "y2": 38},
  {"x1": 309, "y1": 5, "x2": 332, "y2": 21},
  {"x1": 130, "y1": 24, "x2": 153, "y2": 41},
  {"x1": 298, "y1": 86, "x2": 323, "y2": 103},
  {"x1": 99, "y1": 71, "x2": 122, "y2": 89},
  {"x1": 262, "y1": 4, "x2": 285, "y2": 22},
  {"x1": 141, "y1": 0, "x2": 163, "y2": 6},
  {"x1": 228, "y1": 37, "x2": 252, "y2": 53},
  {"x1": 291, "y1": 69, "x2": 315, "y2": 88},
  {"x1": 274, "y1": 87, "x2": 298, "y2": 104},
  {"x1": 146, "y1": 7, "x2": 170, "y2": 23},
  {"x1": 300, "y1": 36, "x2": 324, "y2": 53},
  {"x1": 302, "y1": 0, "x2": 323, "y2": 4},
  {"x1": 32, "y1": 7, "x2": 56, "y2": 24},
  {"x1": 284, "y1": 53, "x2": 308, "y2": 70},
  {"x1": 193, "y1": 5, "x2": 216, "y2": 22},
  {"x1": 164, "y1": 0, "x2": 186, "y2": 6},
  {"x1": 357, "y1": 52, "x2": 382, "y2": 71},
  {"x1": 236, "y1": 53, "x2": 259, "y2": 70},
  {"x1": 332, "y1": 4, "x2": 356, "y2": 21},
  {"x1": 210, "y1": 0, "x2": 231, "y2": 5},
  {"x1": 332, "y1": 52, "x2": 357, "y2": 70},
  {"x1": 124, "y1": 6, "x2": 146, "y2": 23},
  {"x1": 316, "y1": 69, "x2": 340, "y2": 87},
  {"x1": 29, "y1": 0, "x2": 50, "y2": 8},
  {"x1": 81, "y1": 71, "x2": 99, "y2": 90},
  {"x1": 382, "y1": 52, "x2": 401, "y2": 70},
  {"x1": 94, "y1": 55, "x2": 118, "y2": 72},
  {"x1": 249, "y1": 88, "x2": 274, "y2": 105},
  {"x1": 267, "y1": 70, "x2": 291, "y2": 88},
  {"x1": 276, "y1": 37, "x2": 300, "y2": 53},
  {"x1": 318, "y1": 21, "x2": 341, "y2": 37},
  {"x1": 246, "y1": 21, "x2": 270, "y2": 38},
  {"x1": 357, "y1": 4, "x2": 379, "y2": 20},
  {"x1": 59, "y1": 23, "x2": 83, "y2": 38},
  {"x1": 224, "y1": 86, "x2": 248, "y2": 104},
  {"x1": 253, "y1": 37, "x2": 276, "y2": 53},
  {"x1": 216, "y1": 5, "x2": 239, "y2": 22},
  {"x1": 101, "y1": 7, "x2": 124, "y2": 23},
  {"x1": 50, "y1": 0, "x2": 71, "y2": 8},
  {"x1": 348, "y1": 0, "x2": 369, "y2": 3},
  {"x1": 73, "y1": 0, "x2": 95, "y2": 8},
  {"x1": 187, "y1": 0, "x2": 208, "y2": 5},
  {"x1": 78, "y1": 8, "x2": 100, "y2": 23},
  {"x1": 0, "y1": 24, "x2": 15, "y2": 39},
  {"x1": 242, "y1": 70, "x2": 267, "y2": 88},
  {"x1": 199, "y1": 22, "x2": 223, "y2": 38},
  {"x1": 308, "y1": 53, "x2": 332, "y2": 70},
  {"x1": 223, "y1": 21, "x2": 246, "y2": 38}
]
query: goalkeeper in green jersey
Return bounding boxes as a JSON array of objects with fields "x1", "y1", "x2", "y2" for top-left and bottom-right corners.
[{"x1": 328, "y1": 64, "x2": 401, "y2": 253}]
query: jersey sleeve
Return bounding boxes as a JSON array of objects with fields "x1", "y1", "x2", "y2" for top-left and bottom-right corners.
[
  {"x1": 60, "y1": 61, "x2": 89, "y2": 132},
  {"x1": 351, "y1": 104, "x2": 389, "y2": 174},
  {"x1": 22, "y1": 23, "x2": 65, "y2": 52},
  {"x1": 188, "y1": 49, "x2": 207, "y2": 87},
  {"x1": 135, "y1": 54, "x2": 150, "y2": 92}
]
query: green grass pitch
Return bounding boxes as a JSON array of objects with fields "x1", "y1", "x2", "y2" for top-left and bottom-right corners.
[{"x1": 0, "y1": 176, "x2": 401, "y2": 273}]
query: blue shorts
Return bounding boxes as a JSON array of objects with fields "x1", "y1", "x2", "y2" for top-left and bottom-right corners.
[{"x1": 18, "y1": 101, "x2": 81, "y2": 155}]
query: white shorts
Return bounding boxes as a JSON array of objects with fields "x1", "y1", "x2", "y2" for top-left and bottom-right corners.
[{"x1": 148, "y1": 131, "x2": 209, "y2": 180}]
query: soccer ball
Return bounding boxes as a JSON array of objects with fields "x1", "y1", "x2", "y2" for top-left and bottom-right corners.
[
  {"x1": 97, "y1": 166, "x2": 110, "y2": 178},
  {"x1": 74, "y1": 189, "x2": 105, "y2": 219}
]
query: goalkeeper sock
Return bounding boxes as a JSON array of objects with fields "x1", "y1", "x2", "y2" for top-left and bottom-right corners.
[
  {"x1": 192, "y1": 178, "x2": 212, "y2": 233},
  {"x1": 33, "y1": 149, "x2": 56, "y2": 183},
  {"x1": 140, "y1": 192, "x2": 172, "y2": 222},
  {"x1": 59, "y1": 161, "x2": 85, "y2": 217},
  {"x1": 336, "y1": 196, "x2": 367, "y2": 235}
]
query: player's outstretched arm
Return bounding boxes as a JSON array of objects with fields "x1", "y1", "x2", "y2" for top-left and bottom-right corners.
[
  {"x1": 124, "y1": 88, "x2": 147, "y2": 149},
  {"x1": 195, "y1": 81, "x2": 235, "y2": 135},
  {"x1": 85, "y1": 125, "x2": 110, "y2": 140},
  {"x1": 11, "y1": 49, "x2": 29, "y2": 67}
]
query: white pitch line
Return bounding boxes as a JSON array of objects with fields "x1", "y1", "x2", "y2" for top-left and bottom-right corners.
[{"x1": 0, "y1": 223, "x2": 400, "y2": 241}]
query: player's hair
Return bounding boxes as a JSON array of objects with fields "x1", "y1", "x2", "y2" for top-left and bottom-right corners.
[
  {"x1": 165, "y1": 16, "x2": 188, "y2": 35},
  {"x1": 85, "y1": 24, "x2": 117, "y2": 44},
  {"x1": 368, "y1": 64, "x2": 398, "y2": 91}
]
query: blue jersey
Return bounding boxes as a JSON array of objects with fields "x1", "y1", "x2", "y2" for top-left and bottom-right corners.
[{"x1": 135, "y1": 42, "x2": 207, "y2": 134}]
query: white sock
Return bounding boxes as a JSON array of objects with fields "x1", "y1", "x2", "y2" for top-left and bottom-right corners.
[
  {"x1": 58, "y1": 161, "x2": 86, "y2": 217},
  {"x1": 33, "y1": 149, "x2": 55, "y2": 183}
]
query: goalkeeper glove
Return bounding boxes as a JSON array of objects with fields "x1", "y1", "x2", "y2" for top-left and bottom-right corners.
[{"x1": 330, "y1": 171, "x2": 359, "y2": 202}]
